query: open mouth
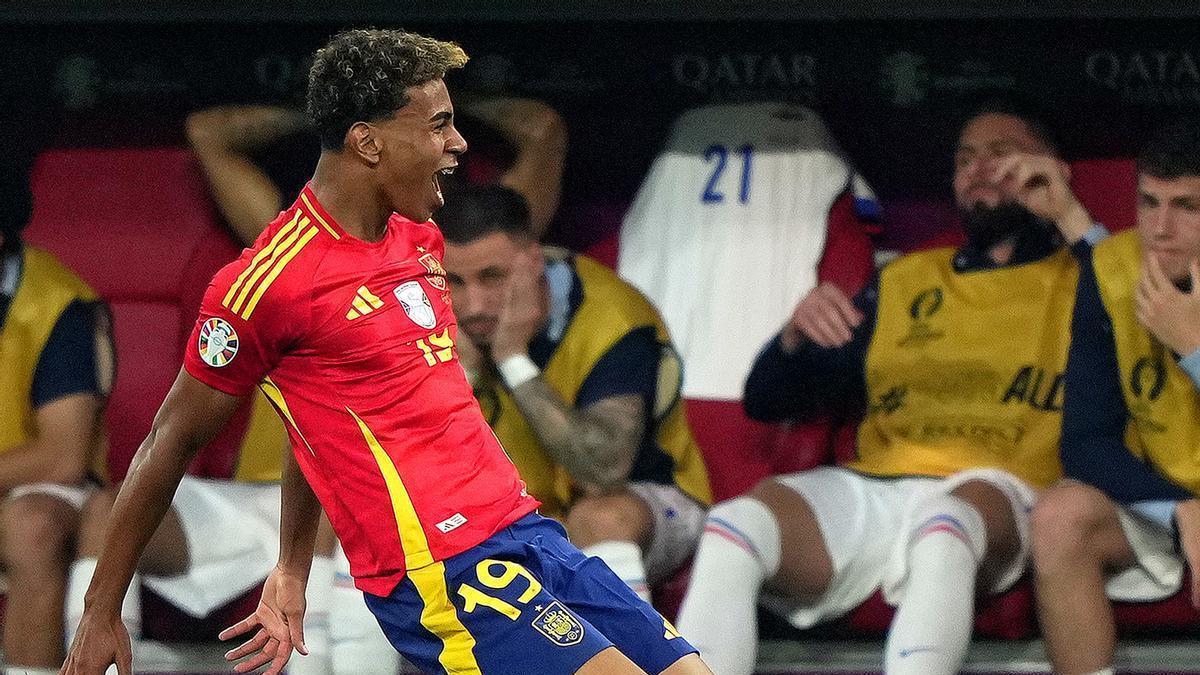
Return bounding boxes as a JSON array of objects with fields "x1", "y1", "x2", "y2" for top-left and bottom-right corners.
[{"x1": 432, "y1": 165, "x2": 456, "y2": 200}]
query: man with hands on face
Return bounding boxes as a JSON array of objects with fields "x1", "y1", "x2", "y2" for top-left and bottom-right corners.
[
  {"x1": 1031, "y1": 119, "x2": 1200, "y2": 675},
  {"x1": 439, "y1": 184, "x2": 712, "y2": 604},
  {"x1": 676, "y1": 98, "x2": 1106, "y2": 675}
]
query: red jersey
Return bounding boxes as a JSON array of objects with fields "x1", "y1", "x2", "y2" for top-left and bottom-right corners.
[{"x1": 184, "y1": 185, "x2": 538, "y2": 595}]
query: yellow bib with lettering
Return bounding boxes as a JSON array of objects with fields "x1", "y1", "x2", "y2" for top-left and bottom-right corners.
[
  {"x1": 479, "y1": 253, "x2": 711, "y2": 519},
  {"x1": 851, "y1": 246, "x2": 1077, "y2": 488},
  {"x1": 1092, "y1": 230, "x2": 1200, "y2": 495},
  {"x1": 0, "y1": 246, "x2": 101, "y2": 458}
]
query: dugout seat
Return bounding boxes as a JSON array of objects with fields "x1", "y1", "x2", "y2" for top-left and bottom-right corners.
[{"x1": 25, "y1": 147, "x2": 266, "y2": 638}]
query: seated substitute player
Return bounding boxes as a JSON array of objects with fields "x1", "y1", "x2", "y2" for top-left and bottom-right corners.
[
  {"x1": 63, "y1": 397, "x2": 291, "y2": 666},
  {"x1": 0, "y1": 156, "x2": 113, "y2": 675},
  {"x1": 437, "y1": 183, "x2": 712, "y2": 602},
  {"x1": 676, "y1": 99, "x2": 1108, "y2": 675},
  {"x1": 1032, "y1": 120, "x2": 1200, "y2": 675},
  {"x1": 63, "y1": 28, "x2": 710, "y2": 675}
]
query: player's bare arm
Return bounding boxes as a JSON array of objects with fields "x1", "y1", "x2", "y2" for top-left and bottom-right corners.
[
  {"x1": 220, "y1": 450, "x2": 319, "y2": 674},
  {"x1": 61, "y1": 370, "x2": 243, "y2": 675},
  {"x1": 0, "y1": 394, "x2": 101, "y2": 492},
  {"x1": 509, "y1": 382, "x2": 643, "y2": 491},
  {"x1": 458, "y1": 97, "x2": 566, "y2": 237},
  {"x1": 186, "y1": 105, "x2": 313, "y2": 245}
]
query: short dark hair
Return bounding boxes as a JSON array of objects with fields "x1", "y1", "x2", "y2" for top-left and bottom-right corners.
[
  {"x1": 961, "y1": 94, "x2": 1061, "y2": 156},
  {"x1": 306, "y1": 28, "x2": 469, "y2": 150},
  {"x1": 436, "y1": 184, "x2": 533, "y2": 244},
  {"x1": 1138, "y1": 119, "x2": 1200, "y2": 180}
]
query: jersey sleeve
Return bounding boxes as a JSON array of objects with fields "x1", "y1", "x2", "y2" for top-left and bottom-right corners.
[
  {"x1": 575, "y1": 326, "x2": 660, "y2": 408},
  {"x1": 183, "y1": 259, "x2": 299, "y2": 397},
  {"x1": 31, "y1": 300, "x2": 113, "y2": 407}
]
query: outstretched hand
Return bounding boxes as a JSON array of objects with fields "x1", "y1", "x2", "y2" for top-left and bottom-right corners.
[
  {"x1": 220, "y1": 564, "x2": 309, "y2": 674},
  {"x1": 59, "y1": 609, "x2": 132, "y2": 675}
]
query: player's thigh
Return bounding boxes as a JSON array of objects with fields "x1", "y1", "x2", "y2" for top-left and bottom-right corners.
[
  {"x1": 763, "y1": 467, "x2": 915, "y2": 599},
  {"x1": 659, "y1": 652, "x2": 714, "y2": 675},
  {"x1": 365, "y1": 558, "x2": 613, "y2": 675},
  {"x1": 576, "y1": 646, "x2": 649, "y2": 675},
  {"x1": 548, "y1": 544, "x2": 698, "y2": 674}
]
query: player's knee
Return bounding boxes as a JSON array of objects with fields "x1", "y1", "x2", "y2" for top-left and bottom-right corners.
[
  {"x1": 703, "y1": 495, "x2": 784, "y2": 576},
  {"x1": 566, "y1": 492, "x2": 650, "y2": 547},
  {"x1": 906, "y1": 493, "x2": 988, "y2": 564},
  {"x1": 2, "y1": 494, "x2": 76, "y2": 573},
  {"x1": 76, "y1": 488, "x2": 117, "y2": 556},
  {"x1": 1031, "y1": 482, "x2": 1110, "y2": 566}
]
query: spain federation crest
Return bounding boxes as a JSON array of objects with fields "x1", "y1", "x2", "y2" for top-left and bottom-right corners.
[
  {"x1": 198, "y1": 318, "x2": 239, "y2": 368},
  {"x1": 394, "y1": 281, "x2": 437, "y2": 329},
  {"x1": 419, "y1": 252, "x2": 448, "y2": 290},
  {"x1": 531, "y1": 601, "x2": 584, "y2": 646}
]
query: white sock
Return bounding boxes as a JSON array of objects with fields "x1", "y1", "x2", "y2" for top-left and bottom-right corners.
[
  {"x1": 885, "y1": 495, "x2": 987, "y2": 675},
  {"x1": 286, "y1": 555, "x2": 334, "y2": 675},
  {"x1": 676, "y1": 497, "x2": 781, "y2": 675},
  {"x1": 330, "y1": 546, "x2": 400, "y2": 674},
  {"x1": 4, "y1": 668, "x2": 61, "y2": 674},
  {"x1": 582, "y1": 540, "x2": 650, "y2": 602},
  {"x1": 65, "y1": 558, "x2": 141, "y2": 649},
  {"x1": 1085, "y1": 669, "x2": 1115, "y2": 675}
]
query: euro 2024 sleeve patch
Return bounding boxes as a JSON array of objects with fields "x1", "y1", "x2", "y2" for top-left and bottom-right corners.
[{"x1": 198, "y1": 317, "x2": 239, "y2": 368}]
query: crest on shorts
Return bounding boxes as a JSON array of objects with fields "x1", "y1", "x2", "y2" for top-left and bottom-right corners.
[
  {"x1": 198, "y1": 318, "x2": 239, "y2": 367},
  {"x1": 419, "y1": 253, "x2": 448, "y2": 290},
  {"x1": 394, "y1": 281, "x2": 437, "y2": 329},
  {"x1": 531, "y1": 601, "x2": 584, "y2": 646}
]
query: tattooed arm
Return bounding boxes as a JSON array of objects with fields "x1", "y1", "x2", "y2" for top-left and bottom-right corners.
[{"x1": 507, "y1": 384, "x2": 643, "y2": 492}]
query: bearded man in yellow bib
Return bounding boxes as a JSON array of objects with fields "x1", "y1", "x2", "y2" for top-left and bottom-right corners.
[
  {"x1": 675, "y1": 99, "x2": 1109, "y2": 675},
  {"x1": 0, "y1": 156, "x2": 114, "y2": 675},
  {"x1": 438, "y1": 184, "x2": 711, "y2": 604},
  {"x1": 1032, "y1": 121, "x2": 1200, "y2": 675}
]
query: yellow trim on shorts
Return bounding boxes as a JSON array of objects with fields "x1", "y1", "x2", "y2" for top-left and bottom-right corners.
[{"x1": 409, "y1": 563, "x2": 482, "y2": 674}]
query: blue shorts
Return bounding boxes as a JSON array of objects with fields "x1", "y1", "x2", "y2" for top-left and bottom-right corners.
[{"x1": 363, "y1": 514, "x2": 696, "y2": 674}]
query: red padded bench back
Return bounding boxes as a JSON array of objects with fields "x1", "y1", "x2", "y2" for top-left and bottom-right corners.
[{"x1": 25, "y1": 148, "x2": 258, "y2": 480}]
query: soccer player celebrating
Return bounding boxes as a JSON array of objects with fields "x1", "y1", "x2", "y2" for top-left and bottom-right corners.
[{"x1": 62, "y1": 29, "x2": 709, "y2": 675}]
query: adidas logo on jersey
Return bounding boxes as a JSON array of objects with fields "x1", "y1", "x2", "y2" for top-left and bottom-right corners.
[{"x1": 345, "y1": 285, "x2": 384, "y2": 320}]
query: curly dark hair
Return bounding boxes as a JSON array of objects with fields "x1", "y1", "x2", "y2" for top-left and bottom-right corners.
[
  {"x1": 306, "y1": 28, "x2": 469, "y2": 150},
  {"x1": 1138, "y1": 118, "x2": 1200, "y2": 180}
]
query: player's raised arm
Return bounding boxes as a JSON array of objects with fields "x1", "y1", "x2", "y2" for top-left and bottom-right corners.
[{"x1": 61, "y1": 370, "x2": 243, "y2": 675}]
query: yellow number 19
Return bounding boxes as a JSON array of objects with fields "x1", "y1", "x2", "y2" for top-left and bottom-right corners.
[
  {"x1": 416, "y1": 328, "x2": 454, "y2": 367},
  {"x1": 456, "y1": 559, "x2": 543, "y2": 621}
]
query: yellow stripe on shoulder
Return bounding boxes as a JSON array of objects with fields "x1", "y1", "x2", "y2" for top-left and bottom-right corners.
[
  {"x1": 223, "y1": 211, "x2": 303, "y2": 310},
  {"x1": 239, "y1": 225, "x2": 319, "y2": 321},
  {"x1": 231, "y1": 217, "x2": 308, "y2": 315},
  {"x1": 300, "y1": 192, "x2": 341, "y2": 240}
]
